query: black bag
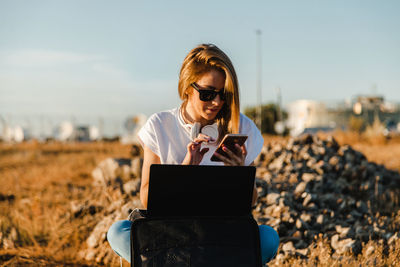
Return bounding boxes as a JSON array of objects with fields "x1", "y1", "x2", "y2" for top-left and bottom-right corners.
[{"x1": 130, "y1": 215, "x2": 262, "y2": 267}]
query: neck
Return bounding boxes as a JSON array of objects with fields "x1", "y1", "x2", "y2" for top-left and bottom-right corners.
[{"x1": 182, "y1": 103, "x2": 212, "y2": 127}]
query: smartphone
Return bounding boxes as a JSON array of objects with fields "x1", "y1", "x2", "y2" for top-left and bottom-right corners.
[{"x1": 210, "y1": 134, "x2": 248, "y2": 162}]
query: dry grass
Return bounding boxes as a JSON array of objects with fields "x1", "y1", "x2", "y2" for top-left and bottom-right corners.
[
  {"x1": 318, "y1": 131, "x2": 400, "y2": 172},
  {"x1": 0, "y1": 141, "x2": 131, "y2": 266},
  {"x1": 1, "y1": 133, "x2": 400, "y2": 266}
]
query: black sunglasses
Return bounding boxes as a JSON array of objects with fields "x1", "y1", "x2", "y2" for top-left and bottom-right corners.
[{"x1": 191, "y1": 83, "x2": 226, "y2": 102}]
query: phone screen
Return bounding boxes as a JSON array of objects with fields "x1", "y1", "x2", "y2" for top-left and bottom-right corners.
[{"x1": 210, "y1": 134, "x2": 248, "y2": 162}]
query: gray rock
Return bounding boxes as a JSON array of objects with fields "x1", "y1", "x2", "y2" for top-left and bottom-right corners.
[
  {"x1": 252, "y1": 135, "x2": 400, "y2": 262},
  {"x1": 331, "y1": 234, "x2": 356, "y2": 254},
  {"x1": 296, "y1": 248, "x2": 309, "y2": 257},
  {"x1": 123, "y1": 179, "x2": 141, "y2": 195},
  {"x1": 335, "y1": 225, "x2": 351, "y2": 238},
  {"x1": 86, "y1": 215, "x2": 114, "y2": 248},
  {"x1": 328, "y1": 156, "x2": 339, "y2": 166},
  {"x1": 294, "y1": 182, "x2": 307, "y2": 196},
  {"x1": 282, "y1": 241, "x2": 295, "y2": 254},
  {"x1": 302, "y1": 193, "x2": 312, "y2": 206},
  {"x1": 356, "y1": 200, "x2": 368, "y2": 214},
  {"x1": 10, "y1": 227, "x2": 17, "y2": 242},
  {"x1": 296, "y1": 218, "x2": 310, "y2": 230},
  {"x1": 388, "y1": 233, "x2": 399, "y2": 245},
  {"x1": 295, "y1": 239, "x2": 308, "y2": 249},
  {"x1": 131, "y1": 157, "x2": 142, "y2": 178},
  {"x1": 262, "y1": 172, "x2": 272, "y2": 183},
  {"x1": 91, "y1": 158, "x2": 120, "y2": 186},
  {"x1": 316, "y1": 214, "x2": 325, "y2": 225},
  {"x1": 268, "y1": 154, "x2": 285, "y2": 170},
  {"x1": 2, "y1": 238, "x2": 14, "y2": 249},
  {"x1": 301, "y1": 173, "x2": 315, "y2": 182},
  {"x1": 266, "y1": 193, "x2": 280, "y2": 205},
  {"x1": 300, "y1": 213, "x2": 312, "y2": 223}
]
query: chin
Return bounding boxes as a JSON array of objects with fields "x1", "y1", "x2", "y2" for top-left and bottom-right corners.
[{"x1": 203, "y1": 113, "x2": 217, "y2": 121}]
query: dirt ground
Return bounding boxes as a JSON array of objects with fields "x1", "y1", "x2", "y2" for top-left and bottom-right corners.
[{"x1": 1, "y1": 133, "x2": 400, "y2": 266}]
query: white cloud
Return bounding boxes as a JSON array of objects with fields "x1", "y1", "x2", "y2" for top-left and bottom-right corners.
[
  {"x1": 0, "y1": 49, "x2": 104, "y2": 67},
  {"x1": 0, "y1": 49, "x2": 180, "y2": 117},
  {"x1": 91, "y1": 62, "x2": 131, "y2": 79}
]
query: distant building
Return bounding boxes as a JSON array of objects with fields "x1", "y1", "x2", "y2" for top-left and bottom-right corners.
[
  {"x1": 286, "y1": 100, "x2": 336, "y2": 136},
  {"x1": 54, "y1": 121, "x2": 100, "y2": 142},
  {"x1": 0, "y1": 116, "x2": 31, "y2": 142},
  {"x1": 120, "y1": 114, "x2": 147, "y2": 144},
  {"x1": 286, "y1": 95, "x2": 400, "y2": 136},
  {"x1": 351, "y1": 95, "x2": 400, "y2": 126}
]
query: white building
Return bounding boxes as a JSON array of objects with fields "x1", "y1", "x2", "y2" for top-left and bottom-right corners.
[{"x1": 286, "y1": 100, "x2": 334, "y2": 136}]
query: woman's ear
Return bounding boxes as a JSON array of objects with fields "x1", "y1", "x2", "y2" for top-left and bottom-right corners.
[{"x1": 184, "y1": 88, "x2": 191, "y2": 99}]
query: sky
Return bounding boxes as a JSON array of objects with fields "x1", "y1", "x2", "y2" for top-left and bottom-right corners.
[{"x1": 0, "y1": 0, "x2": 399, "y2": 136}]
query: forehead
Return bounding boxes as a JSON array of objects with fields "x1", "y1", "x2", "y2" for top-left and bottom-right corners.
[{"x1": 196, "y1": 70, "x2": 225, "y2": 90}]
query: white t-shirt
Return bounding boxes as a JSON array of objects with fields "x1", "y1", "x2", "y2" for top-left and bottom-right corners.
[{"x1": 137, "y1": 107, "x2": 264, "y2": 166}]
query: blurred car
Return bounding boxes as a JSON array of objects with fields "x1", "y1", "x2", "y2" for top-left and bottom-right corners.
[{"x1": 383, "y1": 120, "x2": 400, "y2": 138}]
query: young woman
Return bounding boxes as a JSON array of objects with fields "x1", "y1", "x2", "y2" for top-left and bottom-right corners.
[{"x1": 107, "y1": 44, "x2": 279, "y2": 264}]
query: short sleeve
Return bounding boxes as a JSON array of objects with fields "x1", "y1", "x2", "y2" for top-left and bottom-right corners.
[
  {"x1": 137, "y1": 114, "x2": 161, "y2": 157},
  {"x1": 240, "y1": 114, "x2": 264, "y2": 166}
]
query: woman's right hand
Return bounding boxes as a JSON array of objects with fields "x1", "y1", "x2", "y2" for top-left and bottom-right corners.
[{"x1": 182, "y1": 133, "x2": 213, "y2": 165}]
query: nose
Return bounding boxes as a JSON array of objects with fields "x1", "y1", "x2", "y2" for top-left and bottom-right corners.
[{"x1": 212, "y1": 94, "x2": 223, "y2": 105}]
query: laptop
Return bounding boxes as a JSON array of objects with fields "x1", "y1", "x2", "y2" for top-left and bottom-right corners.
[{"x1": 147, "y1": 164, "x2": 256, "y2": 217}]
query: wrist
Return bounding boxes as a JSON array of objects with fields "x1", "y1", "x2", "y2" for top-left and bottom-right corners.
[{"x1": 182, "y1": 154, "x2": 192, "y2": 165}]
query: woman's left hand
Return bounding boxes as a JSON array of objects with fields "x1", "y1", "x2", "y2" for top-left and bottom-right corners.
[{"x1": 214, "y1": 144, "x2": 247, "y2": 166}]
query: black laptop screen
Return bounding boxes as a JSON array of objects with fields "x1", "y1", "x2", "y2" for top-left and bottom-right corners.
[{"x1": 147, "y1": 164, "x2": 256, "y2": 217}]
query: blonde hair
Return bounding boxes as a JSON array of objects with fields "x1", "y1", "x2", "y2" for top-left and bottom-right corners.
[{"x1": 178, "y1": 44, "x2": 240, "y2": 141}]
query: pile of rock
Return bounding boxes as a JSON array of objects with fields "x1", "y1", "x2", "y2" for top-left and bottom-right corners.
[
  {"x1": 253, "y1": 134, "x2": 400, "y2": 259},
  {"x1": 77, "y1": 155, "x2": 143, "y2": 264},
  {"x1": 77, "y1": 135, "x2": 400, "y2": 264}
]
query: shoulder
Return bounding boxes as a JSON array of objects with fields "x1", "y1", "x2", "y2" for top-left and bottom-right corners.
[
  {"x1": 238, "y1": 113, "x2": 263, "y2": 165},
  {"x1": 147, "y1": 108, "x2": 179, "y2": 126},
  {"x1": 137, "y1": 107, "x2": 180, "y2": 157},
  {"x1": 139, "y1": 107, "x2": 180, "y2": 139},
  {"x1": 239, "y1": 113, "x2": 258, "y2": 133}
]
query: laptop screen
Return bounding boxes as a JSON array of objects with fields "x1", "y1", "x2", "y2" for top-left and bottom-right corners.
[{"x1": 147, "y1": 164, "x2": 256, "y2": 217}]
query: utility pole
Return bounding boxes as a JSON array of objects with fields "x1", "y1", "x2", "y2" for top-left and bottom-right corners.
[
  {"x1": 275, "y1": 87, "x2": 285, "y2": 135},
  {"x1": 276, "y1": 87, "x2": 283, "y2": 122},
  {"x1": 256, "y1": 29, "x2": 262, "y2": 131}
]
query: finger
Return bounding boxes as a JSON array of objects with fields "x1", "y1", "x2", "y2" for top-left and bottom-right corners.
[
  {"x1": 222, "y1": 145, "x2": 242, "y2": 164},
  {"x1": 187, "y1": 141, "x2": 201, "y2": 152},
  {"x1": 213, "y1": 151, "x2": 236, "y2": 165},
  {"x1": 193, "y1": 137, "x2": 208, "y2": 144},
  {"x1": 200, "y1": 148, "x2": 209, "y2": 156},
  {"x1": 196, "y1": 133, "x2": 215, "y2": 143},
  {"x1": 235, "y1": 144, "x2": 247, "y2": 159},
  {"x1": 241, "y1": 144, "x2": 248, "y2": 156},
  {"x1": 187, "y1": 141, "x2": 196, "y2": 149},
  {"x1": 221, "y1": 147, "x2": 242, "y2": 166},
  {"x1": 234, "y1": 144, "x2": 244, "y2": 155}
]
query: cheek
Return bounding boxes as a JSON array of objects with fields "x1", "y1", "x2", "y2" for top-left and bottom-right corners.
[
  {"x1": 199, "y1": 103, "x2": 207, "y2": 112},
  {"x1": 188, "y1": 95, "x2": 200, "y2": 109},
  {"x1": 193, "y1": 98, "x2": 204, "y2": 110}
]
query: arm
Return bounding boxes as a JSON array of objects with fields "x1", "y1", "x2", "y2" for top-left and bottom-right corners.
[
  {"x1": 140, "y1": 145, "x2": 161, "y2": 208},
  {"x1": 250, "y1": 161, "x2": 258, "y2": 207},
  {"x1": 140, "y1": 133, "x2": 212, "y2": 208},
  {"x1": 252, "y1": 184, "x2": 258, "y2": 207}
]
